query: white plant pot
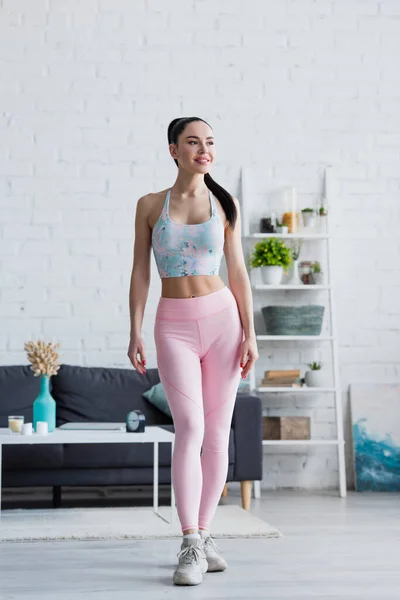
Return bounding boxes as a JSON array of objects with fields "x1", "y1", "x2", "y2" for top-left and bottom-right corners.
[
  {"x1": 302, "y1": 212, "x2": 316, "y2": 228},
  {"x1": 305, "y1": 370, "x2": 326, "y2": 388},
  {"x1": 312, "y1": 272, "x2": 324, "y2": 285},
  {"x1": 276, "y1": 225, "x2": 289, "y2": 235},
  {"x1": 261, "y1": 266, "x2": 283, "y2": 285}
]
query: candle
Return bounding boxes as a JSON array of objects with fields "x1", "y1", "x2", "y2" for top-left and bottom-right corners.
[
  {"x1": 8, "y1": 416, "x2": 24, "y2": 434},
  {"x1": 36, "y1": 421, "x2": 48, "y2": 435},
  {"x1": 21, "y1": 423, "x2": 33, "y2": 435}
]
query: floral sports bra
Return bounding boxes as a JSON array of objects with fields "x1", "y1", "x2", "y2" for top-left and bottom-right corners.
[{"x1": 151, "y1": 189, "x2": 225, "y2": 279}]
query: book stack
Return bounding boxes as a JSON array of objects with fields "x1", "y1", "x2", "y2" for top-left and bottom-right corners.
[{"x1": 261, "y1": 369, "x2": 301, "y2": 388}]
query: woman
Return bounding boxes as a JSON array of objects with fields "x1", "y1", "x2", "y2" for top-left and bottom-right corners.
[{"x1": 128, "y1": 117, "x2": 259, "y2": 586}]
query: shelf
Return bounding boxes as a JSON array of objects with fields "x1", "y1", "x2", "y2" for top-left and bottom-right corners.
[
  {"x1": 262, "y1": 439, "x2": 341, "y2": 446},
  {"x1": 252, "y1": 284, "x2": 331, "y2": 290},
  {"x1": 247, "y1": 233, "x2": 328, "y2": 240},
  {"x1": 241, "y1": 165, "x2": 346, "y2": 496},
  {"x1": 256, "y1": 387, "x2": 337, "y2": 393},
  {"x1": 256, "y1": 335, "x2": 333, "y2": 341}
]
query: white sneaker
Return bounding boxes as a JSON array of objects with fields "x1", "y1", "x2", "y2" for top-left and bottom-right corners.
[
  {"x1": 173, "y1": 538, "x2": 207, "y2": 586},
  {"x1": 202, "y1": 535, "x2": 228, "y2": 572}
]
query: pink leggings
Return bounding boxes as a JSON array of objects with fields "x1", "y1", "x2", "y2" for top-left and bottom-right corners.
[{"x1": 154, "y1": 286, "x2": 243, "y2": 532}]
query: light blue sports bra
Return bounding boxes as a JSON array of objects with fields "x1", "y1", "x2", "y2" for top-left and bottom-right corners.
[{"x1": 151, "y1": 189, "x2": 225, "y2": 279}]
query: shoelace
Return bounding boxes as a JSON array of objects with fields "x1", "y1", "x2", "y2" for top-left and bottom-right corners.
[
  {"x1": 177, "y1": 544, "x2": 205, "y2": 565},
  {"x1": 203, "y1": 536, "x2": 221, "y2": 554}
]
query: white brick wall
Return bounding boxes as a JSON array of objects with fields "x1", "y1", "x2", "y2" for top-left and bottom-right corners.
[{"x1": 1, "y1": 0, "x2": 399, "y2": 490}]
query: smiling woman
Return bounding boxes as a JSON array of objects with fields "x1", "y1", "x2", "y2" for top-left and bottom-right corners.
[{"x1": 127, "y1": 116, "x2": 259, "y2": 586}]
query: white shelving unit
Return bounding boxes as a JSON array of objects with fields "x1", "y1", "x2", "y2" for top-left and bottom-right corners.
[
  {"x1": 254, "y1": 285, "x2": 331, "y2": 291},
  {"x1": 241, "y1": 166, "x2": 346, "y2": 498}
]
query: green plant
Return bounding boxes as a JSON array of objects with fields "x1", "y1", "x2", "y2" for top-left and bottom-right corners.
[
  {"x1": 276, "y1": 221, "x2": 282, "y2": 227},
  {"x1": 319, "y1": 206, "x2": 328, "y2": 216},
  {"x1": 307, "y1": 361, "x2": 323, "y2": 370},
  {"x1": 301, "y1": 208, "x2": 314, "y2": 213},
  {"x1": 311, "y1": 261, "x2": 323, "y2": 274},
  {"x1": 249, "y1": 238, "x2": 293, "y2": 270}
]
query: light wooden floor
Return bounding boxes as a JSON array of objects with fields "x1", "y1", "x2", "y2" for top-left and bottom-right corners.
[{"x1": 1, "y1": 489, "x2": 399, "y2": 599}]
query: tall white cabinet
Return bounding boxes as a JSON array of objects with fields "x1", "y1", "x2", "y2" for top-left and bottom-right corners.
[{"x1": 240, "y1": 166, "x2": 346, "y2": 498}]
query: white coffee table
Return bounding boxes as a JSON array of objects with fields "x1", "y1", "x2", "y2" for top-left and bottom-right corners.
[{"x1": 0, "y1": 425, "x2": 175, "y2": 525}]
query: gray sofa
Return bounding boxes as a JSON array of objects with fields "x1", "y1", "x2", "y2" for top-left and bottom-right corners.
[{"x1": 0, "y1": 364, "x2": 263, "y2": 509}]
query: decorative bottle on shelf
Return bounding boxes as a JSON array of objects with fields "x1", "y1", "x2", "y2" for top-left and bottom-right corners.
[
  {"x1": 33, "y1": 375, "x2": 56, "y2": 432},
  {"x1": 287, "y1": 259, "x2": 303, "y2": 286},
  {"x1": 287, "y1": 239, "x2": 303, "y2": 286}
]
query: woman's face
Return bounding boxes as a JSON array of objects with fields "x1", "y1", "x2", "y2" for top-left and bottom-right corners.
[{"x1": 170, "y1": 120, "x2": 216, "y2": 173}]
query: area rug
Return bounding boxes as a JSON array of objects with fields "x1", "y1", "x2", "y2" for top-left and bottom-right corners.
[{"x1": 0, "y1": 505, "x2": 281, "y2": 543}]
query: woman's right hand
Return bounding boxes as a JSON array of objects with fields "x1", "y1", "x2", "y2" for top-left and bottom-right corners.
[{"x1": 127, "y1": 335, "x2": 147, "y2": 374}]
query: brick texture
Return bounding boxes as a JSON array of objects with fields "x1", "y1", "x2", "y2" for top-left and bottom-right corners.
[{"x1": 1, "y1": 0, "x2": 399, "y2": 490}]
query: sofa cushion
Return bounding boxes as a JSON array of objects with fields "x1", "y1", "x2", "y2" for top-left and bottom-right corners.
[
  {"x1": 0, "y1": 365, "x2": 41, "y2": 427},
  {"x1": 62, "y1": 441, "x2": 174, "y2": 469},
  {"x1": 142, "y1": 382, "x2": 172, "y2": 418},
  {"x1": 3, "y1": 444, "x2": 64, "y2": 471},
  {"x1": 52, "y1": 365, "x2": 173, "y2": 426}
]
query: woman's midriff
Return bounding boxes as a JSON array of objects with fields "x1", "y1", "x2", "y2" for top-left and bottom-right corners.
[{"x1": 160, "y1": 275, "x2": 226, "y2": 299}]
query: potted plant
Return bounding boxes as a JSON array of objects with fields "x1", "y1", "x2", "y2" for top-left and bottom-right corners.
[
  {"x1": 275, "y1": 221, "x2": 289, "y2": 235},
  {"x1": 304, "y1": 361, "x2": 326, "y2": 387},
  {"x1": 301, "y1": 208, "x2": 316, "y2": 228},
  {"x1": 250, "y1": 238, "x2": 292, "y2": 285},
  {"x1": 311, "y1": 261, "x2": 324, "y2": 285}
]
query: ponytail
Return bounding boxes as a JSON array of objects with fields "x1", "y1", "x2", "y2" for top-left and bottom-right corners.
[
  {"x1": 204, "y1": 172, "x2": 237, "y2": 231},
  {"x1": 167, "y1": 117, "x2": 237, "y2": 231}
]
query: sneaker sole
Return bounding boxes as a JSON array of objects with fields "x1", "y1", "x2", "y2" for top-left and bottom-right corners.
[
  {"x1": 173, "y1": 571, "x2": 203, "y2": 586},
  {"x1": 207, "y1": 558, "x2": 228, "y2": 572}
]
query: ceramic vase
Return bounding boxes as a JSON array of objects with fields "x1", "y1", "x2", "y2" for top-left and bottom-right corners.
[
  {"x1": 287, "y1": 259, "x2": 303, "y2": 286},
  {"x1": 33, "y1": 375, "x2": 56, "y2": 432}
]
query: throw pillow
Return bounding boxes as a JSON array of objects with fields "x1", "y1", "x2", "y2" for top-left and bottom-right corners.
[
  {"x1": 238, "y1": 379, "x2": 249, "y2": 393},
  {"x1": 143, "y1": 382, "x2": 172, "y2": 418},
  {"x1": 144, "y1": 378, "x2": 247, "y2": 416}
]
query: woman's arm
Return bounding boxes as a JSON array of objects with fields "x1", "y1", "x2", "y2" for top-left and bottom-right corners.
[
  {"x1": 127, "y1": 195, "x2": 152, "y2": 373},
  {"x1": 224, "y1": 196, "x2": 259, "y2": 377}
]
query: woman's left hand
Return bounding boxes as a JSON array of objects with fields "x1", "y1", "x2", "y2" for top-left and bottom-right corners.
[{"x1": 240, "y1": 336, "x2": 259, "y2": 379}]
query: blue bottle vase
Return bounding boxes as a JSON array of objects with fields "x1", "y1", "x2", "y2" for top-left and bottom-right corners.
[{"x1": 33, "y1": 376, "x2": 56, "y2": 433}]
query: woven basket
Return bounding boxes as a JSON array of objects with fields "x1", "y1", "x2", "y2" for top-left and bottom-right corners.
[{"x1": 261, "y1": 305, "x2": 325, "y2": 336}]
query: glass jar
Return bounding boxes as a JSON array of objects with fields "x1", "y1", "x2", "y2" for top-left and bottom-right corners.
[
  {"x1": 282, "y1": 186, "x2": 299, "y2": 233},
  {"x1": 8, "y1": 415, "x2": 24, "y2": 434}
]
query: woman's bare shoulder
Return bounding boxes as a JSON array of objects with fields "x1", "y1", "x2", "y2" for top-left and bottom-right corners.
[
  {"x1": 136, "y1": 190, "x2": 163, "y2": 211},
  {"x1": 137, "y1": 189, "x2": 169, "y2": 228},
  {"x1": 138, "y1": 189, "x2": 168, "y2": 205}
]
